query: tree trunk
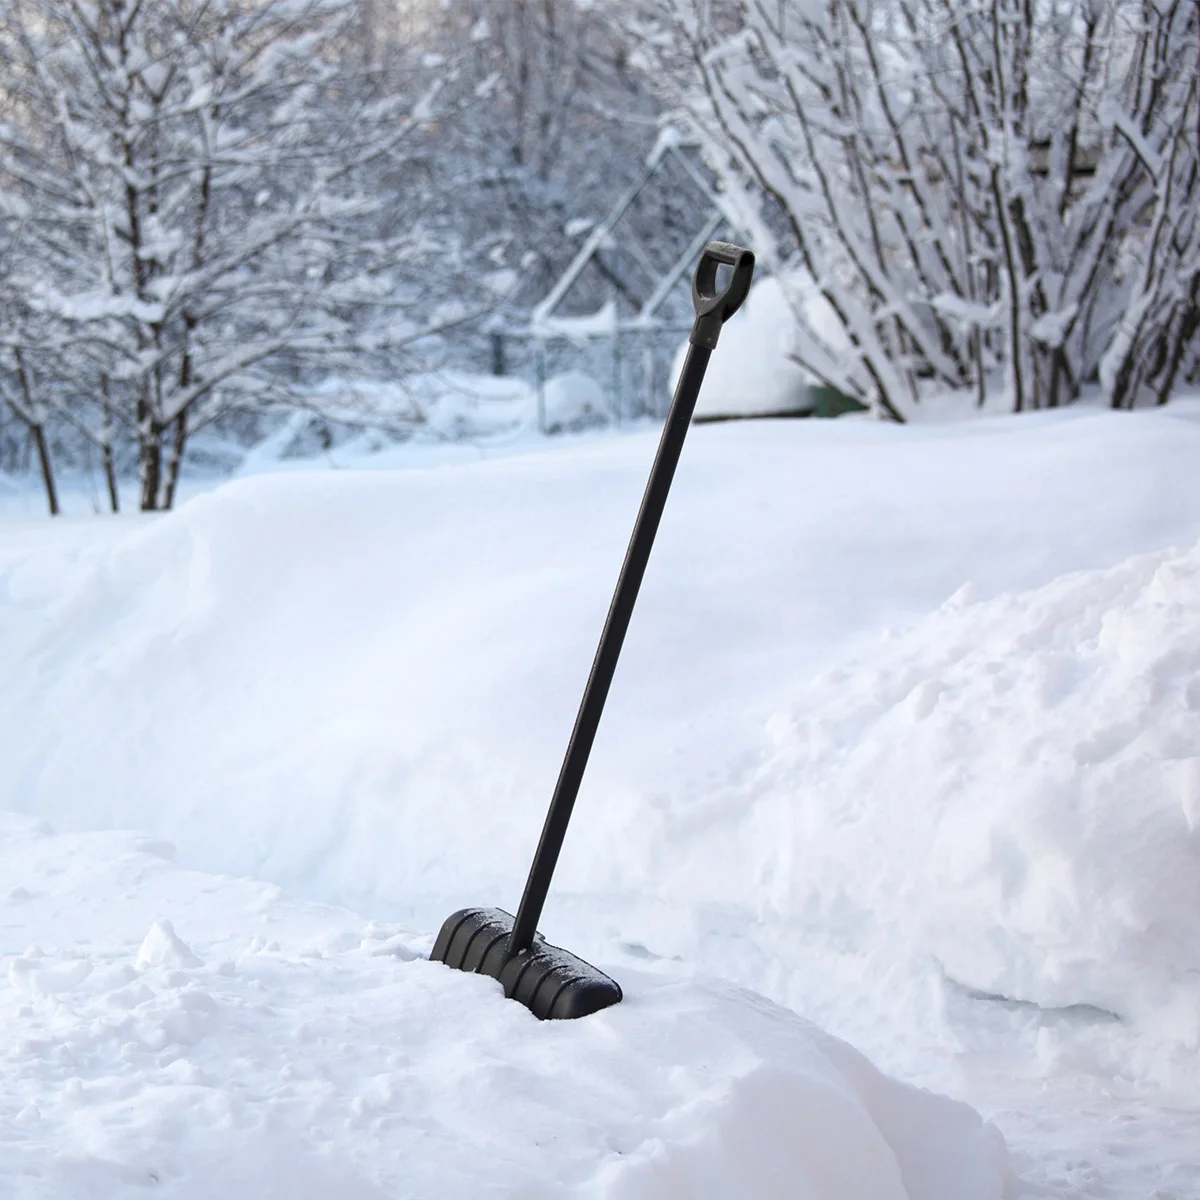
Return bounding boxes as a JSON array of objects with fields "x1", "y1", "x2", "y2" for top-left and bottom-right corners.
[
  {"x1": 162, "y1": 410, "x2": 188, "y2": 510},
  {"x1": 140, "y1": 425, "x2": 162, "y2": 511},
  {"x1": 31, "y1": 423, "x2": 60, "y2": 517},
  {"x1": 14, "y1": 349, "x2": 59, "y2": 517},
  {"x1": 103, "y1": 442, "x2": 120, "y2": 513},
  {"x1": 99, "y1": 377, "x2": 120, "y2": 513}
]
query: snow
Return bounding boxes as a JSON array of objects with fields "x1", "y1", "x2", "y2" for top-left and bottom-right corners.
[
  {"x1": 542, "y1": 370, "x2": 609, "y2": 431},
  {"x1": 299, "y1": 371, "x2": 537, "y2": 442},
  {"x1": 783, "y1": 543, "x2": 1200, "y2": 1039},
  {"x1": 1029, "y1": 305, "x2": 1079, "y2": 348},
  {"x1": 725, "y1": 537, "x2": 1200, "y2": 1080},
  {"x1": 4, "y1": 401, "x2": 1200, "y2": 1194},
  {"x1": 0, "y1": 813, "x2": 1008, "y2": 1199},
  {"x1": 1098, "y1": 96, "x2": 1164, "y2": 180},
  {"x1": 680, "y1": 276, "x2": 813, "y2": 418},
  {"x1": 137, "y1": 919, "x2": 205, "y2": 970},
  {"x1": 482, "y1": 267, "x2": 520, "y2": 297},
  {"x1": 648, "y1": 124, "x2": 687, "y2": 161}
]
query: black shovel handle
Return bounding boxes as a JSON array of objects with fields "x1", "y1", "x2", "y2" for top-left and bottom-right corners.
[
  {"x1": 691, "y1": 241, "x2": 755, "y2": 349},
  {"x1": 508, "y1": 241, "x2": 755, "y2": 955}
]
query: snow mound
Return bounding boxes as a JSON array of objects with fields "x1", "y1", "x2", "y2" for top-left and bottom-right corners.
[
  {"x1": 137, "y1": 919, "x2": 204, "y2": 970},
  {"x1": 0, "y1": 815, "x2": 1010, "y2": 1200},
  {"x1": 543, "y1": 370, "x2": 609, "y2": 432},
  {"x1": 758, "y1": 541, "x2": 1200, "y2": 1042},
  {"x1": 415, "y1": 371, "x2": 534, "y2": 440},
  {"x1": 299, "y1": 371, "x2": 537, "y2": 442},
  {"x1": 680, "y1": 276, "x2": 812, "y2": 419},
  {"x1": 5, "y1": 410, "x2": 1200, "y2": 1086}
]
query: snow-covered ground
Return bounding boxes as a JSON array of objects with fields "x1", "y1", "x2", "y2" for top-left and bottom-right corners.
[
  {"x1": 3, "y1": 400, "x2": 1200, "y2": 1196},
  {"x1": 0, "y1": 813, "x2": 1009, "y2": 1199}
]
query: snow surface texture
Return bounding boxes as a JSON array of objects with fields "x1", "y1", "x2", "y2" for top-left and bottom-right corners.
[
  {"x1": 657, "y1": 540, "x2": 1200, "y2": 1056},
  {"x1": 541, "y1": 370, "x2": 610, "y2": 433},
  {"x1": 4, "y1": 404, "x2": 1200, "y2": 1194},
  {"x1": 0, "y1": 814, "x2": 1009, "y2": 1199},
  {"x1": 776, "y1": 545, "x2": 1200, "y2": 1034}
]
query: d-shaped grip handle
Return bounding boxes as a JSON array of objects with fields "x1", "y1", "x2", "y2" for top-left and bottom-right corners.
[{"x1": 690, "y1": 241, "x2": 755, "y2": 349}]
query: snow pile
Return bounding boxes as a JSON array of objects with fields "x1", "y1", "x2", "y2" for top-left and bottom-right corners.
[
  {"x1": 7, "y1": 412, "x2": 1198, "y2": 930},
  {"x1": 742, "y1": 542, "x2": 1200, "y2": 1042},
  {"x1": 4, "y1": 412, "x2": 1200, "y2": 986},
  {"x1": 282, "y1": 370, "x2": 611, "y2": 451},
  {"x1": 5, "y1": 408, "x2": 1200, "y2": 1194},
  {"x1": 413, "y1": 371, "x2": 535, "y2": 440},
  {"x1": 542, "y1": 370, "x2": 609, "y2": 432},
  {"x1": 300, "y1": 371, "x2": 537, "y2": 442},
  {"x1": 137, "y1": 919, "x2": 204, "y2": 970},
  {"x1": 0, "y1": 814, "x2": 1010, "y2": 1200},
  {"x1": 683, "y1": 276, "x2": 813, "y2": 419}
]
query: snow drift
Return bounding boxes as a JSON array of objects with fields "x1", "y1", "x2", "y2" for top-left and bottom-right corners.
[
  {"x1": 770, "y1": 543, "x2": 1200, "y2": 1033},
  {"x1": 0, "y1": 813, "x2": 1010, "y2": 1200},
  {"x1": 3, "y1": 408, "x2": 1200, "y2": 1063},
  {"x1": 638, "y1": 540, "x2": 1200, "y2": 1052},
  {"x1": 5, "y1": 406, "x2": 1200, "y2": 1195}
]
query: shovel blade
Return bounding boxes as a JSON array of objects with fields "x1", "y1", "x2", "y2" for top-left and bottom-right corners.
[{"x1": 431, "y1": 907, "x2": 622, "y2": 1020}]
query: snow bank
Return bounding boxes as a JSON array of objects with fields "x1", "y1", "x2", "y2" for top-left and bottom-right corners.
[
  {"x1": 0, "y1": 814, "x2": 1010, "y2": 1200},
  {"x1": 681, "y1": 276, "x2": 812, "y2": 419},
  {"x1": 614, "y1": 546, "x2": 1200, "y2": 1070},
  {"x1": 273, "y1": 370, "x2": 611, "y2": 454},
  {"x1": 7, "y1": 407, "x2": 1200, "y2": 1194},
  {"x1": 6, "y1": 411, "x2": 1199, "y2": 931},
  {"x1": 752, "y1": 542, "x2": 1200, "y2": 1039},
  {"x1": 299, "y1": 371, "x2": 537, "y2": 442},
  {"x1": 543, "y1": 370, "x2": 609, "y2": 432},
  {"x1": 4, "y1": 409, "x2": 1200, "y2": 1076},
  {"x1": 413, "y1": 371, "x2": 535, "y2": 440}
]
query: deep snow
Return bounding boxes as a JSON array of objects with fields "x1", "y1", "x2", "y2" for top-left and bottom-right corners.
[
  {"x1": 4, "y1": 401, "x2": 1200, "y2": 1196},
  {"x1": 0, "y1": 815, "x2": 1010, "y2": 1200}
]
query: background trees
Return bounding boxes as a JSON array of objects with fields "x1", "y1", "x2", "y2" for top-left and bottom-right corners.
[
  {"x1": 640, "y1": 0, "x2": 1200, "y2": 419},
  {"x1": 2, "y1": 0, "x2": 1197, "y2": 513},
  {"x1": 419, "y1": 0, "x2": 662, "y2": 310},
  {"x1": 0, "y1": 0, "x2": 668, "y2": 511},
  {"x1": 0, "y1": 0, "x2": 478, "y2": 511}
]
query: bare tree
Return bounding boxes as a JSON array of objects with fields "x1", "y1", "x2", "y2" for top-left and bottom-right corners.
[
  {"x1": 0, "y1": 0, "x2": 463, "y2": 509},
  {"x1": 0, "y1": 350, "x2": 60, "y2": 516},
  {"x1": 423, "y1": 0, "x2": 662, "y2": 306}
]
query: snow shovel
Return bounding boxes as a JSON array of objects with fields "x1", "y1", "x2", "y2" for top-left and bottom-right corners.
[{"x1": 431, "y1": 241, "x2": 755, "y2": 1019}]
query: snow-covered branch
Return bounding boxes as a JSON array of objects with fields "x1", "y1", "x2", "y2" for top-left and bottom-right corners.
[
  {"x1": 0, "y1": 0, "x2": 471, "y2": 509},
  {"x1": 637, "y1": 0, "x2": 1200, "y2": 417}
]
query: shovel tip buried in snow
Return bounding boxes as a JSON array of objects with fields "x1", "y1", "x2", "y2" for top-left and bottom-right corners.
[{"x1": 431, "y1": 907, "x2": 622, "y2": 1021}]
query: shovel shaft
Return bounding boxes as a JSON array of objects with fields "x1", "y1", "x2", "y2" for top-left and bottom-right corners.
[
  {"x1": 508, "y1": 343, "x2": 714, "y2": 953},
  {"x1": 506, "y1": 241, "x2": 754, "y2": 959}
]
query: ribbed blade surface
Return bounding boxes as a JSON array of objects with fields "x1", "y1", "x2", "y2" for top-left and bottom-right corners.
[{"x1": 430, "y1": 907, "x2": 622, "y2": 1020}]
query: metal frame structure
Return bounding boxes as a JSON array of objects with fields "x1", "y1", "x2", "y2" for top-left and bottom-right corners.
[{"x1": 524, "y1": 133, "x2": 750, "y2": 428}]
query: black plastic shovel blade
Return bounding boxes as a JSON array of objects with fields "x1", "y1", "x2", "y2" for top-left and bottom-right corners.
[{"x1": 431, "y1": 907, "x2": 622, "y2": 1020}]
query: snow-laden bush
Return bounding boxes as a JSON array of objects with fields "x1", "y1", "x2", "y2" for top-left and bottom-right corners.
[{"x1": 646, "y1": 0, "x2": 1200, "y2": 419}]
